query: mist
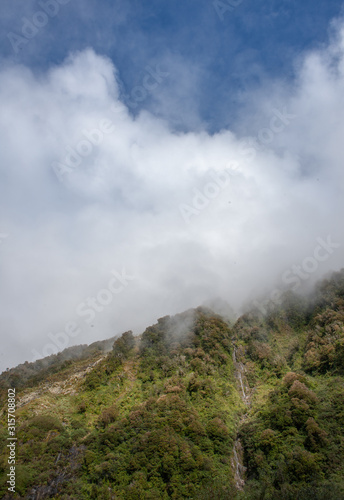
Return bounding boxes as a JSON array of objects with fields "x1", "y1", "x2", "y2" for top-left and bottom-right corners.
[{"x1": 1, "y1": 20, "x2": 344, "y2": 371}]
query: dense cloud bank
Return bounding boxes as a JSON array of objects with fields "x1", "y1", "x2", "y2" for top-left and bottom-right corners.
[{"x1": 1, "y1": 22, "x2": 344, "y2": 370}]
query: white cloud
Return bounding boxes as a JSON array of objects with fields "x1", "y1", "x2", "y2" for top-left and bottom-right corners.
[{"x1": 1, "y1": 26, "x2": 344, "y2": 370}]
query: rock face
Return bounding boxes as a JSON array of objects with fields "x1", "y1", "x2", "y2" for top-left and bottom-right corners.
[
  {"x1": 15, "y1": 356, "x2": 107, "y2": 410},
  {"x1": 24, "y1": 446, "x2": 86, "y2": 500},
  {"x1": 2, "y1": 446, "x2": 86, "y2": 500}
]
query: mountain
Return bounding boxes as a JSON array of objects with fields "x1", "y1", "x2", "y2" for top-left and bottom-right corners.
[{"x1": 1, "y1": 270, "x2": 344, "y2": 499}]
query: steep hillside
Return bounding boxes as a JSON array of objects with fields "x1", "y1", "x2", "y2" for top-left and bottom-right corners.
[
  {"x1": 0, "y1": 270, "x2": 344, "y2": 499},
  {"x1": 236, "y1": 269, "x2": 344, "y2": 499}
]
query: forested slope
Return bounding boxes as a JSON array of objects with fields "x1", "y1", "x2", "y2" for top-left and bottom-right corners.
[{"x1": 0, "y1": 270, "x2": 344, "y2": 499}]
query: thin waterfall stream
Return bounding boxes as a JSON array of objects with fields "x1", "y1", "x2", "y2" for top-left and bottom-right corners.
[{"x1": 231, "y1": 346, "x2": 250, "y2": 490}]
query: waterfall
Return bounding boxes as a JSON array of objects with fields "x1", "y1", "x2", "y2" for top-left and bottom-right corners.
[
  {"x1": 231, "y1": 438, "x2": 246, "y2": 490},
  {"x1": 232, "y1": 348, "x2": 250, "y2": 406},
  {"x1": 231, "y1": 346, "x2": 249, "y2": 490}
]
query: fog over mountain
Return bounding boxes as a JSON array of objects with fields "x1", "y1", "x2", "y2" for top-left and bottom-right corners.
[{"x1": 1, "y1": 18, "x2": 344, "y2": 371}]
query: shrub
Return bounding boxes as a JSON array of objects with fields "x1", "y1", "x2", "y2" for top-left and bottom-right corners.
[
  {"x1": 98, "y1": 405, "x2": 119, "y2": 428},
  {"x1": 305, "y1": 417, "x2": 328, "y2": 450},
  {"x1": 288, "y1": 381, "x2": 317, "y2": 405},
  {"x1": 112, "y1": 331, "x2": 135, "y2": 360},
  {"x1": 206, "y1": 418, "x2": 230, "y2": 441},
  {"x1": 282, "y1": 372, "x2": 306, "y2": 388},
  {"x1": 27, "y1": 415, "x2": 64, "y2": 432}
]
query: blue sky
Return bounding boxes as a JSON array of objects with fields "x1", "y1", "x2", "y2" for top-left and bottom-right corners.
[
  {"x1": 1, "y1": 0, "x2": 343, "y2": 131},
  {"x1": 1, "y1": 1, "x2": 344, "y2": 370}
]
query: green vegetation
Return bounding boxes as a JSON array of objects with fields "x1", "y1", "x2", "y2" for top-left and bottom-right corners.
[
  {"x1": 237, "y1": 270, "x2": 344, "y2": 499},
  {"x1": 0, "y1": 270, "x2": 344, "y2": 498}
]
